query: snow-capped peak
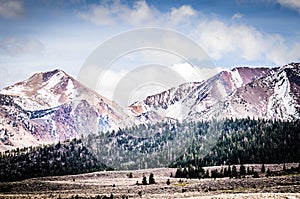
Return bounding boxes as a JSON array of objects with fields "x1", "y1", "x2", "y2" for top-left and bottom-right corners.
[{"x1": 0, "y1": 69, "x2": 75, "y2": 110}]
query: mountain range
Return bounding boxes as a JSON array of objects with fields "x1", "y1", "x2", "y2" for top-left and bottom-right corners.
[
  {"x1": 0, "y1": 63, "x2": 299, "y2": 151},
  {"x1": 129, "y1": 63, "x2": 299, "y2": 121}
]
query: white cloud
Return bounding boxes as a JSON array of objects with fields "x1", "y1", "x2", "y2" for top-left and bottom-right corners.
[
  {"x1": 277, "y1": 0, "x2": 300, "y2": 13},
  {"x1": 78, "y1": 2, "x2": 116, "y2": 25},
  {"x1": 232, "y1": 12, "x2": 243, "y2": 20},
  {"x1": 0, "y1": 37, "x2": 45, "y2": 57},
  {"x1": 195, "y1": 19, "x2": 300, "y2": 65},
  {"x1": 78, "y1": 1, "x2": 197, "y2": 27},
  {"x1": 120, "y1": 1, "x2": 160, "y2": 26},
  {"x1": 78, "y1": 0, "x2": 159, "y2": 26},
  {"x1": 0, "y1": 0, "x2": 25, "y2": 19},
  {"x1": 168, "y1": 5, "x2": 197, "y2": 26}
]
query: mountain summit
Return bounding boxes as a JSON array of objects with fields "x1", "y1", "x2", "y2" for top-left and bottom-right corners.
[{"x1": 0, "y1": 69, "x2": 130, "y2": 151}]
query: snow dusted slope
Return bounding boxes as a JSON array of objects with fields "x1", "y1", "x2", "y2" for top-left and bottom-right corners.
[
  {"x1": 0, "y1": 69, "x2": 131, "y2": 151},
  {"x1": 129, "y1": 82, "x2": 202, "y2": 122},
  {"x1": 0, "y1": 70, "x2": 74, "y2": 110},
  {"x1": 129, "y1": 66, "x2": 271, "y2": 121},
  {"x1": 210, "y1": 63, "x2": 300, "y2": 120}
]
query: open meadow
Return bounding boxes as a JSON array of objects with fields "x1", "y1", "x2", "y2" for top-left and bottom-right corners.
[{"x1": 0, "y1": 164, "x2": 299, "y2": 199}]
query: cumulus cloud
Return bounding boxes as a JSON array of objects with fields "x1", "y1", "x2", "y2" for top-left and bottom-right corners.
[
  {"x1": 0, "y1": 0, "x2": 25, "y2": 19},
  {"x1": 277, "y1": 0, "x2": 300, "y2": 13},
  {"x1": 232, "y1": 12, "x2": 243, "y2": 20},
  {"x1": 168, "y1": 5, "x2": 197, "y2": 26},
  {"x1": 0, "y1": 37, "x2": 45, "y2": 57},
  {"x1": 195, "y1": 19, "x2": 300, "y2": 65},
  {"x1": 78, "y1": 0, "x2": 197, "y2": 27},
  {"x1": 78, "y1": 0, "x2": 159, "y2": 26}
]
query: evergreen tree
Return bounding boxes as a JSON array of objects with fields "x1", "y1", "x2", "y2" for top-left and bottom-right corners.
[
  {"x1": 166, "y1": 179, "x2": 170, "y2": 185},
  {"x1": 266, "y1": 168, "x2": 271, "y2": 177},
  {"x1": 204, "y1": 169, "x2": 210, "y2": 178},
  {"x1": 261, "y1": 164, "x2": 265, "y2": 173},
  {"x1": 149, "y1": 173, "x2": 155, "y2": 184},
  {"x1": 246, "y1": 167, "x2": 251, "y2": 175},
  {"x1": 232, "y1": 165, "x2": 238, "y2": 178},
  {"x1": 228, "y1": 165, "x2": 232, "y2": 178},
  {"x1": 142, "y1": 175, "x2": 147, "y2": 185},
  {"x1": 240, "y1": 164, "x2": 246, "y2": 176},
  {"x1": 175, "y1": 168, "x2": 182, "y2": 178}
]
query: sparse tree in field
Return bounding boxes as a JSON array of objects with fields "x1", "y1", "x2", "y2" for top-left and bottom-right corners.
[
  {"x1": 166, "y1": 179, "x2": 170, "y2": 185},
  {"x1": 246, "y1": 167, "x2": 251, "y2": 175},
  {"x1": 232, "y1": 165, "x2": 238, "y2": 178},
  {"x1": 261, "y1": 164, "x2": 265, "y2": 173},
  {"x1": 175, "y1": 167, "x2": 183, "y2": 178},
  {"x1": 127, "y1": 172, "x2": 133, "y2": 178},
  {"x1": 149, "y1": 173, "x2": 155, "y2": 184},
  {"x1": 138, "y1": 190, "x2": 143, "y2": 198},
  {"x1": 266, "y1": 168, "x2": 271, "y2": 177},
  {"x1": 204, "y1": 169, "x2": 209, "y2": 178},
  {"x1": 223, "y1": 167, "x2": 228, "y2": 177},
  {"x1": 227, "y1": 165, "x2": 232, "y2": 178},
  {"x1": 240, "y1": 164, "x2": 246, "y2": 176},
  {"x1": 142, "y1": 175, "x2": 147, "y2": 185},
  {"x1": 253, "y1": 172, "x2": 259, "y2": 178}
]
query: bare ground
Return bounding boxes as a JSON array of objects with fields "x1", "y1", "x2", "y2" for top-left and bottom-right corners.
[{"x1": 0, "y1": 164, "x2": 299, "y2": 199}]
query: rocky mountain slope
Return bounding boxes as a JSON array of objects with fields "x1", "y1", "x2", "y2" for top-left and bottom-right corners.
[
  {"x1": 0, "y1": 69, "x2": 130, "y2": 151},
  {"x1": 129, "y1": 63, "x2": 300, "y2": 121}
]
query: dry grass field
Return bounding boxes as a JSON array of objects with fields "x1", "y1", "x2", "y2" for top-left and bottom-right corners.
[{"x1": 0, "y1": 164, "x2": 299, "y2": 199}]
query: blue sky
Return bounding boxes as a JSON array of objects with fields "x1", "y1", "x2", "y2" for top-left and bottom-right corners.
[{"x1": 0, "y1": 0, "x2": 300, "y2": 98}]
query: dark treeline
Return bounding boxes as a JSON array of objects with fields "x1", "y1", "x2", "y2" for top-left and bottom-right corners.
[
  {"x1": 84, "y1": 117, "x2": 299, "y2": 170},
  {"x1": 174, "y1": 163, "x2": 300, "y2": 180},
  {"x1": 171, "y1": 118, "x2": 300, "y2": 167},
  {"x1": 174, "y1": 164, "x2": 254, "y2": 179},
  {"x1": 0, "y1": 138, "x2": 106, "y2": 182}
]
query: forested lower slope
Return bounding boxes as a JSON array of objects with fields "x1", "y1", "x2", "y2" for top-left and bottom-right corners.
[
  {"x1": 171, "y1": 118, "x2": 300, "y2": 167},
  {"x1": 0, "y1": 138, "x2": 106, "y2": 181},
  {"x1": 84, "y1": 118, "x2": 300, "y2": 169}
]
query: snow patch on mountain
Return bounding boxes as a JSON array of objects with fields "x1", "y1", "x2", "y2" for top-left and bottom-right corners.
[
  {"x1": 231, "y1": 68, "x2": 243, "y2": 88},
  {"x1": 267, "y1": 69, "x2": 298, "y2": 119}
]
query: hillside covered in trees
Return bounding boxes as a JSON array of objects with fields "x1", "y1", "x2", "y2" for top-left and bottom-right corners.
[
  {"x1": 0, "y1": 138, "x2": 106, "y2": 181},
  {"x1": 84, "y1": 118, "x2": 300, "y2": 170},
  {"x1": 171, "y1": 118, "x2": 300, "y2": 168}
]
